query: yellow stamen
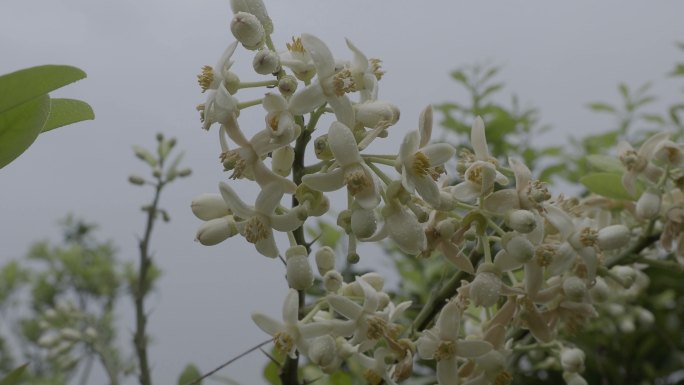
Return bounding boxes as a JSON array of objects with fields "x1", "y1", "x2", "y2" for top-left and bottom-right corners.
[
  {"x1": 332, "y1": 68, "x2": 357, "y2": 96},
  {"x1": 434, "y1": 340, "x2": 457, "y2": 361},
  {"x1": 273, "y1": 332, "x2": 294, "y2": 355},
  {"x1": 244, "y1": 216, "x2": 269, "y2": 244},
  {"x1": 363, "y1": 369, "x2": 383, "y2": 385},
  {"x1": 579, "y1": 227, "x2": 598, "y2": 247},
  {"x1": 345, "y1": 169, "x2": 371, "y2": 196},
  {"x1": 197, "y1": 65, "x2": 214, "y2": 93},
  {"x1": 366, "y1": 316, "x2": 387, "y2": 340},
  {"x1": 369, "y1": 58, "x2": 385, "y2": 80},
  {"x1": 286, "y1": 37, "x2": 305, "y2": 53}
]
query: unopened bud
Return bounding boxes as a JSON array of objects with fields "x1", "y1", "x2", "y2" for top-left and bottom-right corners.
[
  {"x1": 562, "y1": 276, "x2": 587, "y2": 302},
  {"x1": 597, "y1": 224, "x2": 630, "y2": 250},
  {"x1": 231, "y1": 12, "x2": 265, "y2": 50},
  {"x1": 59, "y1": 328, "x2": 82, "y2": 341},
  {"x1": 351, "y1": 207, "x2": 377, "y2": 239},
  {"x1": 195, "y1": 216, "x2": 238, "y2": 246},
  {"x1": 347, "y1": 252, "x2": 360, "y2": 264},
  {"x1": 505, "y1": 210, "x2": 537, "y2": 233},
  {"x1": 191, "y1": 193, "x2": 231, "y2": 220},
  {"x1": 360, "y1": 272, "x2": 384, "y2": 292},
  {"x1": 610, "y1": 265, "x2": 636, "y2": 288},
  {"x1": 560, "y1": 347, "x2": 585, "y2": 373},
  {"x1": 278, "y1": 75, "x2": 298, "y2": 97},
  {"x1": 563, "y1": 372, "x2": 588, "y2": 385},
  {"x1": 253, "y1": 50, "x2": 280, "y2": 74},
  {"x1": 272, "y1": 146, "x2": 294, "y2": 177},
  {"x1": 178, "y1": 168, "x2": 192, "y2": 177},
  {"x1": 589, "y1": 277, "x2": 609, "y2": 302},
  {"x1": 286, "y1": 246, "x2": 313, "y2": 290},
  {"x1": 308, "y1": 335, "x2": 337, "y2": 367},
  {"x1": 354, "y1": 101, "x2": 400, "y2": 128},
  {"x1": 128, "y1": 175, "x2": 146, "y2": 186},
  {"x1": 336, "y1": 210, "x2": 352, "y2": 234},
  {"x1": 323, "y1": 270, "x2": 343, "y2": 292},
  {"x1": 470, "y1": 265, "x2": 502, "y2": 307},
  {"x1": 230, "y1": 0, "x2": 273, "y2": 34},
  {"x1": 315, "y1": 246, "x2": 336, "y2": 276},
  {"x1": 505, "y1": 236, "x2": 535, "y2": 264},
  {"x1": 636, "y1": 190, "x2": 661, "y2": 220}
]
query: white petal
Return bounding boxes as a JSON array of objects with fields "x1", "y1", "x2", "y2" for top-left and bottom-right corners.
[
  {"x1": 328, "y1": 122, "x2": 361, "y2": 166},
  {"x1": 301, "y1": 33, "x2": 335, "y2": 78},
  {"x1": 437, "y1": 300, "x2": 461, "y2": 340},
  {"x1": 418, "y1": 105, "x2": 433, "y2": 148},
  {"x1": 422, "y1": 143, "x2": 455, "y2": 166},
  {"x1": 302, "y1": 168, "x2": 346, "y2": 192},
  {"x1": 414, "y1": 175, "x2": 440, "y2": 207},
  {"x1": 256, "y1": 233, "x2": 279, "y2": 258},
  {"x1": 327, "y1": 94, "x2": 355, "y2": 128},
  {"x1": 191, "y1": 193, "x2": 231, "y2": 220},
  {"x1": 263, "y1": 92, "x2": 287, "y2": 112},
  {"x1": 416, "y1": 332, "x2": 439, "y2": 359},
  {"x1": 525, "y1": 262, "x2": 543, "y2": 298},
  {"x1": 357, "y1": 277, "x2": 380, "y2": 313},
  {"x1": 483, "y1": 189, "x2": 520, "y2": 214},
  {"x1": 399, "y1": 131, "x2": 420, "y2": 163},
  {"x1": 471, "y1": 116, "x2": 490, "y2": 160},
  {"x1": 345, "y1": 38, "x2": 369, "y2": 72},
  {"x1": 440, "y1": 241, "x2": 475, "y2": 274},
  {"x1": 252, "y1": 312, "x2": 283, "y2": 335},
  {"x1": 437, "y1": 358, "x2": 459, "y2": 385},
  {"x1": 509, "y1": 157, "x2": 532, "y2": 192},
  {"x1": 457, "y1": 340, "x2": 493, "y2": 358},
  {"x1": 327, "y1": 295, "x2": 363, "y2": 320},
  {"x1": 638, "y1": 131, "x2": 670, "y2": 158},
  {"x1": 223, "y1": 115, "x2": 251, "y2": 147},
  {"x1": 283, "y1": 289, "x2": 300, "y2": 324},
  {"x1": 450, "y1": 181, "x2": 480, "y2": 203},
  {"x1": 353, "y1": 164, "x2": 381, "y2": 210},
  {"x1": 289, "y1": 84, "x2": 325, "y2": 115},
  {"x1": 387, "y1": 206, "x2": 426, "y2": 254},
  {"x1": 270, "y1": 210, "x2": 305, "y2": 232},
  {"x1": 543, "y1": 205, "x2": 575, "y2": 240},
  {"x1": 493, "y1": 250, "x2": 522, "y2": 272},
  {"x1": 219, "y1": 182, "x2": 255, "y2": 219}
]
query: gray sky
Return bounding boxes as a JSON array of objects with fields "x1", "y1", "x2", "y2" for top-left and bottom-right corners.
[{"x1": 1, "y1": 0, "x2": 683, "y2": 384}]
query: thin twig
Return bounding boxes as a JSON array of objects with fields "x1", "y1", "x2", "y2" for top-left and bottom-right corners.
[{"x1": 187, "y1": 339, "x2": 272, "y2": 385}]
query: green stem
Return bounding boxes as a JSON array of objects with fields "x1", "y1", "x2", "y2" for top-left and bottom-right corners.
[
  {"x1": 237, "y1": 98, "x2": 264, "y2": 110},
  {"x1": 238, "y1": 80, "x2": 279, "y2": 89}
]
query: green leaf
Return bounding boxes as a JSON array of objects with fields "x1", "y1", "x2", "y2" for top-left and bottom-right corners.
[
  {"x1": 669, "y1": 64, "x2": 684, "y2": 77},
  {"x1": 641, "y1": 113, "x2": 665, "y2": 125},
  {"x1": 586, "y1": 155, "x2": 623, "y2": 173},
  {"x1": 0, "y1": 363, "x2": 28, "y2": 385},
  {"x1": 0, "y1": 65, "x2": 86, "y2": 113},
  {"x1": 580, "y1": 172, "x2": 634, "y2": 200},
  {"x1": 450, "y1": 70, "x2": 468, "y2": 86},
  {"x1": 42, "y1": 98, "x2": 94, "y2": 132},
  {"x1": 177, "y1": 363, "x2": 202, "y2": 385},
  {"x1": 263, "y1": 357, "x2": 280, "y2": 385},
  {"x1": 0, "y1": 94, "x2": 51, "y2": 169},
  {"x1": 587, "y1": 102, "x2": 616, "y2": 113}
]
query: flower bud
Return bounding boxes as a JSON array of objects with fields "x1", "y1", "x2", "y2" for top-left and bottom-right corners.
[
  {"x1": 360, "y1": 272, "x2": 384, "y2": 292},
  {"x1": 597, "y1": 224, "x2": 630, "y2": 250},
  {"x1": 278, "y1": 75, "x2": 298, "y2": 97},
  {"x1": 470, "y1": 265, "x2": 502, "y2": 307},
  {"x1": 308, "y1": 335, "x2": 337, "y2": 367},
  {"x1": 230, "y1": 12, "x2": 265, "y2": 50},
  {"x1": 562, "y1": 276, "x2": 587, "y2": 302},
  {"x1": 351, "y1": 207, "x2": 377, "y2": 239},
  {"x1": 346, "y1": 252, "x2": 360, "y2": 264},
  {"x1": 230, "y1": 0, "x2": 273, "y2": 34},
  {"x1": 336, "y1": 210, "x2": 352, "y2": 234},
  {"x1": 589, "y1": 277, "x2": 609, "y2": 302},
  {"x1": 253, "y1": 49, "x2": 280, "y2": 74},
  {"x1": 354, "y1": 101, "x2": 400, "y2": 128},
  {"x1": 504, "y1": 236, "x2": 535, "y2": 264},
  {"x1": 38, "y1": 334, "x2": 59, "y2": 348},
  {"x1": 560, "y1": 347, "x2": 585, "y2": 373},
  {"x1": 323, "y1": 270, "x2": 343, "y2": 292},
  {"x1": 286, "y1": 246, "x2": 314, "y2": 290},
  {"x1": 377, "y1": 292, "x2": 390, "y2": 309},
  {"x1": 178, "y1": 168, "x2": 192, "y2": 177},
  {"x1": 505, "y1": 210, "x2": 537, "y2": 233},
  {"x1": 272, "y1": 145, "x2": 294, "y2": 177},
  {"x1": 315, "y1": 246, "x2": 336, "y2": 276},
  {"x1": 610, "y1": 265, "x2": 636, "y2": 288},
  {"x1": 191, "y1": 193, "x2": 231, "y2": 220},
  {"x1": 128, "y1": 175, "x2": 146, "y2": 186},
  {"x1": 636, "y1": 307, "x2": 655, "y2": 326},
  {"x1": 59, "y1": 328, "x2": 82, "y2": 341},
  {"x1": 224, "y1": 71, "x2": 241, "y2": 95},
  {"x1": 636, "y1": 190, "x2": 661, "y2": 220},
  {"x1": 195, "y1": 216, "x2": 238, "y2": 246},
  {"x1": 84, "y1": 327, "x2": 97, "y2": 340}
]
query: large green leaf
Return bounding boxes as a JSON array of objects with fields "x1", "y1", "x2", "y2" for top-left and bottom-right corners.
[
  {"x1": 580, "y1": 172, "x2": 634, "y2": 200},
  {"x1": 0, "y1": 65, "x2": 86, "y2": 113},
  {"x1": 0, "y1": 364, "x2": 28, "y2": 385},
  {"x1": 585, "y1": 154, "x2": 623, "y2": 173},
  {"x1": 0, "y1": 94, "x2": 50, "y2": 169},
  {"x1": 42, "y1": 98, "x2": 94, "y2": 132}
]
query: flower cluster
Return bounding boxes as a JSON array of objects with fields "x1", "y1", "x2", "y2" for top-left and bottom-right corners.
[{"x1": 190, "y1": 1, "x2": 684, "y2": 384}]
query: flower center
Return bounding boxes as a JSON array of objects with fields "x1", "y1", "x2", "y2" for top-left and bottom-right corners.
[
  {"x1": 579, "y1": 227, "x2": 598, "y2": 247},
  {"x1": 527, "y1": 180, "x2": 551, "y2": 204},
  {"x1": 412, "y1": 152, "x2": 432, "y2": 177},
  {"x1": 535, "y1": 244, "x2": 555, "y2": 267},
  {"x1": 332, "y1": 68, "x2": 357, "y2": 96},
  {"x1": 273, "y1": 331, "x2": 294, "y2": 355},
  {"x1": 363, "y1": 369, "x2": 383, "y2": 385},
  {"x1": 345, "y1": 169, "x2": 371, "y2": 196},
  {"x1": 366, "y1": 316, "x2": 388, "y2": 340},
  {"x1": 244, "y1": 216, "x2": 269, "y2": 243},
  {"x1": 494, "y1": 371, "x2": 513, "y2": 385},
  {"x1": 197, "y1": 65, "x2": 214, "y2": 93},
  {"x1": 220, "y1": 150, "x2": 247, "y2": 179},
  {"x1": 434, "y1": 340, "x2": 457, "y2": 361},
  {"x1": 268, "y1": 113, "x2": 280, "y2": 132}
]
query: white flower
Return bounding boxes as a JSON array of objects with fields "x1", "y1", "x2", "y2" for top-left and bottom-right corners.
[
  {"x1": 327, "y1": 277, "x2": 384, "y2": 347},
  {"x1": 252, "y1": 289, "x2": 331, "y2": 358},
  {"x1": 279, "y1": 37, "x2": 316, "y2": 81},
  {"x1": 345, "y1": 38, "x2": 384, "y2": 102},
  {"x1": 200, "y1": 83, "x2": 240, "y2": 131},
  {"x1": 417, "y1": 300, "x2": 493, "y2": 385},
  {"x1": 288, "y1": 33, "x2": 355, "y2": 128},
  {"x1": 398, "y1": 106, "x2": 455, "y2": 207},
  {"x1": 219, "y1": 182, "x2": 304, "y2": 257},
  {"x1": 302, "y1": 121, "x2": 381, "y2": 209},
  {"x1": 197, "y1": 41, "x2": 238, "y2": 93},
  {"x1": 451, "y1": 117, "x2": 508, "y2": 201},
  {"x1": 356, "y1": 348, "x2": 397, "y2": 385},
  {"x1": 617, "y1": 132, "x2": 669, "y2": 196},
  {"x1": 262, "y1": 92, "x2": 301, "y2": 145}
]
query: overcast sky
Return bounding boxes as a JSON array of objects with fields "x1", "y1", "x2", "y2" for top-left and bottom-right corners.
[{"x1": 2, "y1": 1, "x2": 683, "y2": 384}]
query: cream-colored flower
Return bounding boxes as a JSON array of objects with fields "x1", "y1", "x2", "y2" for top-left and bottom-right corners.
[
  {"x1": 617, "y1": 132, "x2": 669, "y2": 196},
  {"x1": 219, "y1": 182, "x2": 304, "y2": 257},
  {"x1": 288, "y1": 33, "x2": 355, "y2": 127},
  {"x1": 302, "y1": 121, "x2": 381, "y2": 209},
  {"x1": 398, "y1": 106, "x2": 455, "y2": 207},
  {"x1": 417, "y1": 299, "x2": 493, "y2": 385},
  {"x1": 345, "y1": 38, "x2": 384, "y2": 102}
]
